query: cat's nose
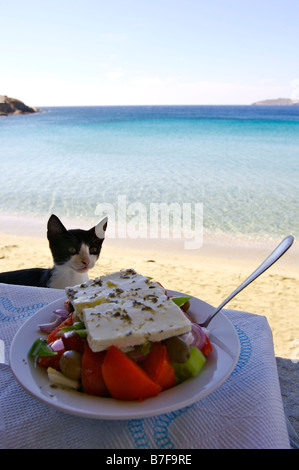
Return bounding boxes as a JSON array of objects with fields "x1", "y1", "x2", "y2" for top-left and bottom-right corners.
[{"x1": 82, "y1": 258, "x2": 90, "y2": 266}]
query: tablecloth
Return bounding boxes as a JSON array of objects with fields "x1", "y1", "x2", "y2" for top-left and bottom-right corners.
[{"x1": 0, "y1": 283, "x2": 291, "y2": 449}]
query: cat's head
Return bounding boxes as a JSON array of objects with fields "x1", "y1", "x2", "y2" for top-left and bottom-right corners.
[{"x1": 47, "y1": 214, "x2": 108, "y2": 273}]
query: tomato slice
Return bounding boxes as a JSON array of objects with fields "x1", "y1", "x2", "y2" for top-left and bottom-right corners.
[
  {"x1": 142, "y1": 342, "x2": 176, "y2": 390},
  {"x1": 62, "y1": 330, "x2": 87, "y2": 355},
  {"x1": 81, "y1": 344, "x2": 109, "y2": 396},
  {"x1": 201, "y1": 334, "x2": 213, "y2": 356},
  {"x1": 102, "y1": 345, "x2": 161, "y2": 401}
]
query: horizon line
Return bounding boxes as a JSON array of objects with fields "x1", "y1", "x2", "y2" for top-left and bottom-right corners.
[{"x1": 34, "y1": 101, "x2": 295, "y2": 108}]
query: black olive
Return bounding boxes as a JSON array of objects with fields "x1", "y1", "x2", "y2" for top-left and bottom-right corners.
[{"x1": 164, "y1": 336, "x2": 191, "y2": 363}]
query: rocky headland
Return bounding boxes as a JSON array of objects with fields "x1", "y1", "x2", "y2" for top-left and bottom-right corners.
[
  {"x1": 0, "y1": 95, "x2": 41, "y2": 116},
  {"x1": 252, "y1": 98, "x2": 299, "y2": 106}
]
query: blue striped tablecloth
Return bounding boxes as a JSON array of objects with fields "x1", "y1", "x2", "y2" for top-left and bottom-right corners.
[{"x1": 0, "y1": 283, "x2": 290, "y2": 449}]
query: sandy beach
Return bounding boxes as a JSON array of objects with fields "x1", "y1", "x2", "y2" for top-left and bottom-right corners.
[{"x1": 0, "y1": 214, "x2": 298, "y2": 359}]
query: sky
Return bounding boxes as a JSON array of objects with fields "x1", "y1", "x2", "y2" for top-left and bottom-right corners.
[{"x1": 1, "y1": 0, "x2": 299, "y2": 106}]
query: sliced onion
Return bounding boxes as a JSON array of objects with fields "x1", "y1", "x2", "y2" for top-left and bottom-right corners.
[
  {"x1": 189, "y1": 323, "x2": 207, "y2": 350},
  {"x1": 53, "y1": 309, "x2": 69, "y2": 319},
  {"x1": 38, "y1": 317, "x2": 63, "y2": 333},
  {"x1": 38, "y1": 308, "x2": 70, "y2": 333}
]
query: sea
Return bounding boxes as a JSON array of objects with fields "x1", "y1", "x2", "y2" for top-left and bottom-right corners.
[{"x1": 0, "y1": 105, "x2": 299, "y2": 242}]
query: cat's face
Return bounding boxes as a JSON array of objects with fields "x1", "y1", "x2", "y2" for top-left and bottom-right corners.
[{"x1": 47, "y1": 215, "x2": 108, "y2": 273}]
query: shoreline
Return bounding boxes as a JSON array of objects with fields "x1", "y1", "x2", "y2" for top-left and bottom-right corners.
[
  {"x1": 0, "y1": 212, "x2": 297, "y2": 254},
  {"x1": 0, "y1": 213, "x2": 298, "y2": 359},
  {"x1": 0, "y1": 213, "x2": 298, "y2": 270}
]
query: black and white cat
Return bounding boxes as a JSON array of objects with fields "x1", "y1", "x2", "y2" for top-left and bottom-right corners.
[{"x1": 0, "y1": 214, "x2": 108, "y2": 289}]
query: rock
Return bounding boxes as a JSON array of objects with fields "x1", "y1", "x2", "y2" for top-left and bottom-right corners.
[{"x1": 0, "y1": 95, "x2": 41, "y2": 116}]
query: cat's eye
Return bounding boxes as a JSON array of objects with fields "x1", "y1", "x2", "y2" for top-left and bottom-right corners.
[
  {"x1": 89, "y1": 246, "x2": 99, "y2": 255},
  {"x1": 68, "y1": 247, "x2": 77, "y2": 255}
]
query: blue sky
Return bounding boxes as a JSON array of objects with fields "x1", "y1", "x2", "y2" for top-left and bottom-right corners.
[{"x1": 1, "y1": 0, "x2": 299, "y2": 106}]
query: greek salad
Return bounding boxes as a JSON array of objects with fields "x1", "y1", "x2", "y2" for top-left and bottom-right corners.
[{"x1": 28, "y1": 273, "x2": 212, "y2": 402}]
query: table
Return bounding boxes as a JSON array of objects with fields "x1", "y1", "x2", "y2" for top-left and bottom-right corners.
[{"x1": 0, "y1": 283, "x2": 293, "y2": 449}]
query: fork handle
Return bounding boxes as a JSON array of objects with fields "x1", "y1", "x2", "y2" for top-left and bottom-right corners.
[{"x1": 200, "y1": 235, "x2": 294, "y2": 328}]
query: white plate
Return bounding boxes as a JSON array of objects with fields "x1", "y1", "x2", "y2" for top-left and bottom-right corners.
[{"x1": 9, "y1": 290, "x2": 240, "y2": 420}]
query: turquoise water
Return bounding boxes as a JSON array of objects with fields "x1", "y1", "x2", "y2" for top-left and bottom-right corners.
[{"x1": 0, "y1": 105, "x2": 298, "y2": 239}]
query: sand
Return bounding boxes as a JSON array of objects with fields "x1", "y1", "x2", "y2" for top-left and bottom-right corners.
[{"x1": 0, "y1": 214, "x2": 298, "y2": 359}]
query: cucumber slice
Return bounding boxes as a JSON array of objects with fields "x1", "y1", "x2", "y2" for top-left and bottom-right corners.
[{"x1": 171, "y1": 346, "x2": 206, "y2": 383}]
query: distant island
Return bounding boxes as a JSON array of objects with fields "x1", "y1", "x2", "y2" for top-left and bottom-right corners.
[
  {"x1": 252, "y1": 98, "x2": 299, "y2": 106},
  {"x1": 0, "y1": 95, "x2": 41, "y2": 116}
]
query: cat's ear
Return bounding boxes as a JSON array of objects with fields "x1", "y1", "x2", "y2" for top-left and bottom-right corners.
[
  {"x1": 47, "y1": 214, "x2": 68, "y2": 239},
  {"x1": 94, "y1": 216, "x2": 108, "y2": 239}
]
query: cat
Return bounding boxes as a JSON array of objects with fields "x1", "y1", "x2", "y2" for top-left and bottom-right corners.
[{"x1": 0, "y1": 214, "x2": 108, "y2": 289}]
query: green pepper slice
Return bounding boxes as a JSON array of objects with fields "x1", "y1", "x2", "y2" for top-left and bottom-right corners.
[
  {"x1": 28, "y1": 338, "x2": 58, "y2": 357},
  {"x1": 61, "y1": 321, "x2": 85, "y2": 332},
  {"x1": 171, "y1": 296, "x2": 192, "y2": 307}
]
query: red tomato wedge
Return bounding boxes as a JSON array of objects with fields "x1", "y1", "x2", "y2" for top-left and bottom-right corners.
[
  {"x1": 102, "y1": 345, "x2": 162, "y2": 401},
  {"x1": 81, "y1": 344, "x2": 109, "y2": 397},
  {"x1": 142, "y1": 342, "x2": 177, "y2": 390},
  {"x1": 201, "y1": 334, "x2": 213, "y2": 357},
  {"x1": 62, "y1": 330, "x2": 87, "y2": 355}
]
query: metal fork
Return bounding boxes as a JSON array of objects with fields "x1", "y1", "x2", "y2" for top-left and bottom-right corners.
[{"x1": 198, "y1": 235, "x2": 294, "y2": 328}]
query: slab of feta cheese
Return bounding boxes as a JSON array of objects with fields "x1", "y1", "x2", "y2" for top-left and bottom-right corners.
[
  {"x1": 83, "y1": 292, "x2": 192, "y2": 352},
  {"x1": 65, "y1": 268, "x2": 192, "y2": 352},
  {"x1": 65, "y1": 277, "x2": 106, "y2": 320},
  {"x1": 65, "y1": 269, "x2": 160, "y2": 320}
]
